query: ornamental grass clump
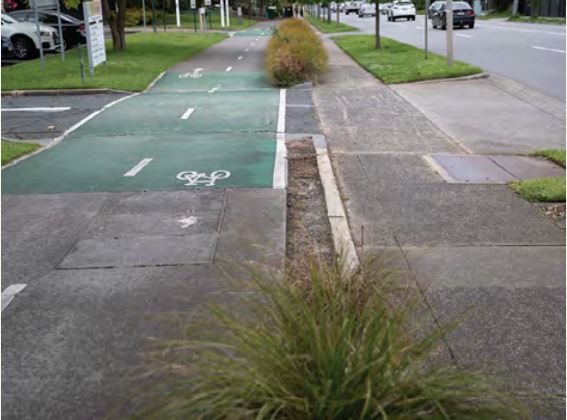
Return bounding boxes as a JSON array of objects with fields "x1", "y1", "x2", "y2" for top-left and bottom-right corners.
[
  {"x1": 267, "y1": 18, "x2": 329, "y2": 87},
  {"x1": 138, "y1": 257, "x2": 529, "y2": 419}
]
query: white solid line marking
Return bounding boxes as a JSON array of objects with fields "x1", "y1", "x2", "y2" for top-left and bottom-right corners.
[
  {"x1": 456, "y1": 33, "x2": 471, "y2": 38},
  {"x1": 1, "y1": 107, "x2": 71, "y2": 112},
  {"x1": 238, "y1": 55, "x2": 243, "y2": 60},
  {"x1": 208, "y1": 85, "x2": 220, "y2": 93},
  {"x1": 181, "y1": 107, "x2": 195, "y2": 120},
  {"x1": 2, "y1": 284, "x2": 27, "y2": 312},
  {"x1": 225, "y1": 66, "x2": 233, "y2": 72},
  {"x1": 124, "y1": 158, "x2": 153, "y2": 177},
  {"x1": 273, "y1": 89, "x2": 287, "y2": 189},
  {"x1": 532, "y1": 45, "x2": 565, "y2": 53},
  {"x1": 245, "y1": 48, "x2": 249, "y2": 52}
]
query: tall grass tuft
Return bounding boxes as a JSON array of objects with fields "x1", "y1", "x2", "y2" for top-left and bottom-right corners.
[
  {"x1": 138, "y1": 257, "x2": 529, "y2": 419},
  {"x1": 266, "y1": 18, "x2": 329, "y2": 87}
]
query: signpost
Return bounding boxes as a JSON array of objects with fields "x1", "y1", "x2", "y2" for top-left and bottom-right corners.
[
  {"x1": 83, "y1": 0, "x2": 107, "y2": 76},
  {"x1": 191, "y1": 0, "x2": 197, "y2": 32},
  {"x1": 220, "y1": 0, "x2": 226, "y2": 27},
  {"x1": 446, "y1": 0, "x2": 453, "y2": 66},
  {"x1": 175, "y1": 0, "x2": 181, "y2": 27},
  {"x1": 205, "y1": 0, "x2": 212, "y2": 29},
  {"x1": 30, "y1": 0, "x2": 59, "y2": 69},
  {"x1": 424, "y1": 0, "x2": 429, "y2": 59}
]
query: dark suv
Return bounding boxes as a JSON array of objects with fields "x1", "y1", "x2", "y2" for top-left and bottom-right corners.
[{"x1": 431, "y1": 1, "x2": 475, "y2": 29}]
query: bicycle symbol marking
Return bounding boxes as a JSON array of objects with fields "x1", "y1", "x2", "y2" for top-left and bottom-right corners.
[
  {"x1": 176, "y1": 170, "x2": 231, "y2": 186},
  {"x1": 178, "y1": 68, "x2": 204, "y2": 79}
]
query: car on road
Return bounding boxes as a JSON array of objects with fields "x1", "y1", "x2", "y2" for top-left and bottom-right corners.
[
  {"x1": 380, "y1": 3, "x2": 393, "y2": 14},
  {"x1": 431, "y1": 1, "x2": 475, "y2": 29},
  {"x1": 427, "y1": 0, "x2": 444, "y2": 18},
  {"x1": 344, "y1": 0, "x2": 364, "y2": 14},
  {"x1": 387, "y1": 0, "x2": 416, "y2": 20},
  {"x1": 9, "y1": 10, "x2": 85, "y2": 48},
  {"x1": 358, "y1": 3, "x2": 376, "y2": 17},
  {"x1": 1, "y1": 13, "x2": 60, "y2": 60}
]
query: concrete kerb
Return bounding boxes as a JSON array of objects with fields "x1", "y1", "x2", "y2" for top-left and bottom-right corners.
[
  {"x1": 286, "y1": 133, "x2": 360, "y2": 272},
  {"x1": 389, "y1": 71, "x2": 490, "y2": 86},
  {"x1": 2, "y1": 88, "x2": 131, "y2": 97}
]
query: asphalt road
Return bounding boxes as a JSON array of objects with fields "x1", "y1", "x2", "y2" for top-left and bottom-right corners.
[{"x1": 338, "y1": 13, "x2": 566, "y2": 101}]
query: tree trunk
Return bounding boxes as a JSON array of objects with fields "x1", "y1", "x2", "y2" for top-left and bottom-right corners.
[
  {"x1": 102, "y1": 0, "x2": 127, "y2": 50},
  {"x1": 375, "y1": 1, "x2": 380, "y2": 48},
  {"x1": 530, "y1": 0, "x2": 539, "y2": 16}
]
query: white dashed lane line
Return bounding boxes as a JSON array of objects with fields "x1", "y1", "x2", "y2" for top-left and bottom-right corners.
[
  {"x1": 238, "y1": 55, "x2": 243, "y2": 60},
  {"x1": 180, "y1": 107, "x2": 195, "y2": 120},
  {"x1": 225, "y1": 66, "x2": 233, "y2": 72},
  {"x1": 456, "y1": 33, "x2": 472, "y2": 38},
  {"x1": 1, "y1": 284, "x2": 27, "y2": 312},
  {"x1": 532, "y1": 45, "x2": 565, "y2": 53},
  {"x1": 124, "y1": 158, "x2": 153, "y2": 177}
]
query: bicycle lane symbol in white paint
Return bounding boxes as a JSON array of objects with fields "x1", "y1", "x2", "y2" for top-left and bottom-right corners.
[
  {"x1": 178, "y1": 68, "x2": 204, "y2": 79},
  {"x1": 176, "y1": 170, "x2": 231, "y2": 186}
]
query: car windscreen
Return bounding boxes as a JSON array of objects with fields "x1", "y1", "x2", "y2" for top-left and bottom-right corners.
[{"x1": 1, "y1": 15, "x2": 17, "y2": 23}]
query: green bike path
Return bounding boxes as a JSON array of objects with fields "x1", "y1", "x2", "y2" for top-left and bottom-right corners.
[{"x1": 3, "y1": 71, "x2": 280, "y2": 194}]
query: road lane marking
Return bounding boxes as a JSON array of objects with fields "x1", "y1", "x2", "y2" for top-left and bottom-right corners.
[
  {"x1": 225, "y1": 66, "x2": 233, "y2": 72},
  {"x1": 273, "y1": 89, "x2": 287, "y2": 189},
  {"x1": 532, "y1": 45, "x2": 565, "y2": 53},
  {"x1": 179, "y1": 215, "x2": 197, "y2": 228},
  {"x1": 181, "y1": 107, "x2": 195, "y2": 119},
  {"x1": 1, "y1": 107, "x2": 71, "y2": 112},
  {"x1": 245, "y1": 48, "x2": 249, "y2": 52},
  {"x1": 238, "y1": 55, "x2": 243, "y2": 60},
  {"x1": 2, "y1": 284, "x2": 27, "y2": 312},
  {"x1": 124, "y1": 158, "x2": 153, "y2": 177},
  {"x1": 477, "y1": 23, "x2": 565, "y2": 36},
  {"x1": 208, "y1": 84, "x2": 221, "y2": 93},
  {"x1": 456, "y1": 33, "x2": 472, "y2": 38}
]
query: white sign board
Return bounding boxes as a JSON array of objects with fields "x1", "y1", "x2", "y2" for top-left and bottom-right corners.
[
  {"x1": 190, "y1": 0, "x2": 196, "y2": 8},
  {"x1": 205, "y1": 0, "x2": 211, "y2": 6},
  {"x1": 30, "y1": 0, "x2": 57, "y2": 8},
  {"x1": 83, "y1": 0, "x2": 106, "y2": 73}
]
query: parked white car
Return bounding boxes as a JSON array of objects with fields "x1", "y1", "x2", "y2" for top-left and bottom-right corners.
[
  {"x1": 387, "y1": 1, "x2": 416, "y2": 20},
  {"x1": 358, "y1": 3, "x2": 376, "y2": 17},
  {"x1": 1, "y1": 13, "x2": 59, "y2": 60}
]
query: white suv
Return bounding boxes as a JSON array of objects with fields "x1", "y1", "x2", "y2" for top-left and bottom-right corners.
[
  {"x1": 1, "y1": 13, "x2": 59, "y2": 60},
  {"x1": 344, "y1": 1, "x2": 363, "y2": 14},
  {"x1": 387, "y1": 1, "x2": 416, "y2": 21}
]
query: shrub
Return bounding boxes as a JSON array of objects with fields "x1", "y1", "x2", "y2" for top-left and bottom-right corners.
[
  {"x1": 125, "y1": 8, "x2": 144, "y2": 27},
  {"x1": 267, "y1": 18, "x2": 328, "y2": 87},
  {"x1": 137, "y1": 257, "x2": 530, "y2": 419}
]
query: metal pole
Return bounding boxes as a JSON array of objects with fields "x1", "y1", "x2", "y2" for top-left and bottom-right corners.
[
  {"x1": 193, "y1": 8, "x2": 197, "y2": 31},
  {"x1": 226, "y1": 0, "x2": 230, "y2": 26},
  {"x1": 142, "y1": 0, "x2": 147, "y2": 30},
  {"x1": 175, "y1": 0, "x2": 181, "y2": 26},
  {"x1": 151, "y1": 0, "x2": 157, "y2": 32},
  {"x1": 56, "y1": 0, "x2": 65, "y2": 61},
  {"x1": 424, "y1": 0, "x2": 429, "y2": 59},
  {"x1": 446, "y1": 0, "x2": 453, "y2": 66},
  {"x1": 162, "y1": 0, "x2": 167, "y2": 31},
  {"x1": 208, "y1": 6, "x2": 212, "y2": 28},
  {"x1": 220, "y1": 0, "x2": 225, "y2": 26},
  {"x1": 79, "y1": 44, "x2": 85, "y2": 82},
  {"x1": 33, "y1": 1, "x2": 45, "y2": 70}
]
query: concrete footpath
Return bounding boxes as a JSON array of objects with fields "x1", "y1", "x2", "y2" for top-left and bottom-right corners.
[
  {"x1": 313, "y1": 38, "x2": 565, "y2": 417},
  {"x1": 2, "y1": 22, "x2": 286, "y2": 419}
]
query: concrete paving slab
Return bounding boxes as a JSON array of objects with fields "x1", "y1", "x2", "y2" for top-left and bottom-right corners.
[
  {"x1": 426, "y1": 286, "x2": 565, "y2": 396},
  {"x1": 392, "y1": 79, "x2": 566, "y2": 154},
  {"x1": 404, "y1": 245, "x2": 566, "y2": 289},
  {"x1": 489, "y1": 155, "x2": 566, "y2": 180},
  {"x1": 1, "y1": 94, "x2": 127, "y2": 141},
  {"x1": 429, "y1": 154, "x2": 517, "y2": 183},
  {"x1": 358, "y1": 154, "x2": 445, "y2": 185},
  {"x1": 59, "y1": 233, "x2": 217, "y2": 268},
  {"x1": 369, "y1": 182, "x2": 565, "y2": 246}
]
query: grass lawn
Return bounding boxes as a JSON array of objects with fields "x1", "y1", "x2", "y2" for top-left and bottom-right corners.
[
  {"x1": 332, "y1": 35, "x2": 482, "y2": 83},
  {"x1": 532, "y1": 149, "x2": 566, "y2": 167},
  {"x1": 2, "y1": 140, "x2": 40, "y2": 165},
  {"x1": 509, "y1": 176, "x2": 566, "y2": 202},
  {"x1": 159, "y1": 12, "x2": 257, "y2": 31},
  {"x1": 306, "y1": 15, "x2": 357, "y2": 33},
  {"x1": 2, "y1": 32, "x2": 227, "y2": 92}
]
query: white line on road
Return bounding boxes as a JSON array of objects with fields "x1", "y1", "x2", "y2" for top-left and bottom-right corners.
[
  {"x1": 181, "y1": 107, "x2": 195, "y2": 119},
  {"x1": 456, "y1": 33, "x2": 472, "y2": 38},
  {"x1": 225, "y1": 66, "x2": 233, "y2": 72},
  {"x1": 124, "y1": 158, "x2": 153, "y2": 177},
  {"x1": 532, "y1": 45, "x2": 565, "y2": 53},
  {"x1": 2, "y1": 284, "x2": 27, "y2": 312},
  {"x1": 273, "y1": 89, "x2": 287, "y2": 189},
  {"x1": 1, "y1": 107, "x2": 71, "y2": 112},
  {"x1": 245, "y1": 48, "x2": 249, "y2": 52},
  {"x1": 208, "y1": 85, "x2": 221, "y2": 93},
  {"x1": 238, "y1": 55, "x2": 243, "y2": 60}
]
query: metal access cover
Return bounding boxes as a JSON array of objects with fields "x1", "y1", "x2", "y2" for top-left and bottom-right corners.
[{"x1": 424, "y1": 154, "x2": 565, "y2": 184}]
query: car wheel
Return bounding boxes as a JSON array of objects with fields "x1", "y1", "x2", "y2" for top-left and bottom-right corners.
[
  {"x1": 11, "y1": 36, "x2": 36, "y2": 60},
  {"x1": 469, "y1": 22, "x2": 475, "y2": 28}
]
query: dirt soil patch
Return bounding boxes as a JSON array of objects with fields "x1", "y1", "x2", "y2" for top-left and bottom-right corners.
[{"x1": 286, "y1": 138, "x2": 334, "y2": 275}]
